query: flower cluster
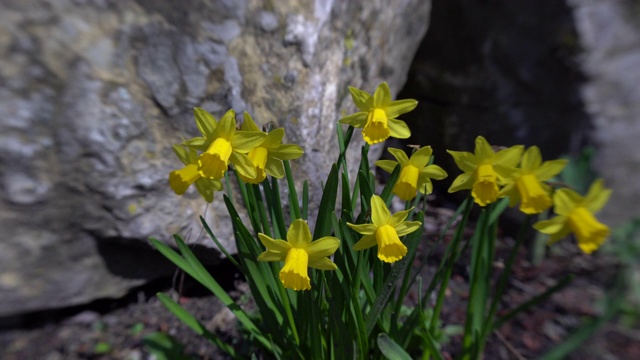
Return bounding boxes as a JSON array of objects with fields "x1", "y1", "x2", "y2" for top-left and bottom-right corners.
[
  {"x1": 447, "y1": 136, "x2": 611, "y2": 253},
  {"x1": 169, "y1": 108, "x2": 304, "y2": 202}
]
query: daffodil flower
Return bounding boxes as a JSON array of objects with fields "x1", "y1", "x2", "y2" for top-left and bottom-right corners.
[
  {"x1": 258, "y1": 219, "x2": 340, "y2": 291},
  {"x1": 499, "y1": 146, "x2": 568, "y2": 214},
  {"x1": 347, "y1": 195, "x2": 422, "y2": 263},
  {"x1": 184, "y1": 109, "x2": 266, "y2": 180},
  {"x1": 169, "y1": 145, "x2": 222, "y2": 202},
  {"x1": 375, "y1": 146, "x2": 448, "y2": 201},
  {"x1": 339, "y1": 82, "x2": 418, "y2": 145},
  {"x1": 447, "y1": 136, "x2": 524, "y2": 206},
  {"x1": 534, "y1": 179, "x2": 611, "y2": 254},
  {"x1": 237, "y1": 112, "x2": 304, "y2": 184}
]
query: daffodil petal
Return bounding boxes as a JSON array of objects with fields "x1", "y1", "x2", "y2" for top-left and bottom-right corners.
[
  {"x1": 474, "y1": 136, "x2": 495, "y2": 160},
  {"x1": 194, "y1": 107, "x2": 217, "y2": 137},
  {"x1": 534, "y1": 159, "x2": 568, "y2": 181},
  {"x1": 493, "y1": 164, "x2": 518, "y2": 183},
  {"x1": 231, "y1": 131, "x2": 267, "y2": 152},
  {"x1": 395, "y1": 221, "x2": 422, "y2": 236},
  {"x1": 270, "y1": 144, "x2": 304, "y2": 160},
  {"x1": 417, "y1": 178, "x2": 434, "y2": 195},
  {"x1": 375, "y1": 160, "x2": 399, "y2": 174},
  {"x1": 521, "y1": 146, "x2": 542, "y2": 172},
  {"x1": 240, "y1": 111, "x2": 260, "y2": 131},
  {"x1": 262, "y1": 128, "x2": 285, "y2": 147},
  {"x1": 388, "y1": 209, "x2": 412, "y2": 227},
  {"x1": 348, "y1": 86, "x2": 372, "y2": 111},
  {"x1": 287, "y1": 219, "x2": 313, "y2": 248},
  {"x1": 339, "y1": 112, "x2": 367, "y2": 127},
  {"x1": 215, "y1": 110, "x2": 236, "y2": 138},
  {"x1": 353, "y1": 234, "x2": 377, "y2": 250},
  {"x1": 553, "y1": 188, "x2": 582, "y2": 216},
  {"x1": 308, "y1": 257, "x2": 338, "y2": 270},
  {"x1": 373, "y1": 82, "x2": 392, "y2": 108},
  {"x1": 533, "y1": 216, "x2": 571, "y2": 244},
  {"x1": 306, "y1": 236, "x2": 340, "y2": 261},
  {"x1": 265, "y1": 158, "x2": 285, "y2": 178},
  {"x1": 494, "y1": 145, "x2": 524, "y2": 167},
  {"x1": 387, "y1": 148, "x2": 410, "y2": 165},
  {"x1": 172, "y1": 145, "x2": 190, "y2": 165},
  {"x1": 447, "y1": 150, "x2": 477, "y2": 173},
  {"x1": 387, "y1": 118, "x2": 411, "y2": 139},
  {"x1": 385, "y1": 99, "x2": 418, "y2": 119},
  {"x1": 347, "y1": 223, "x2": 377, "y2": 235},
  {"x1": 257, "y1": 233, "x2": 291, "y2": 261},
  {"x1": 182, "y1": 136, "x2": 209, "y2": 152},
  {"x1": 584, "y1": 179, "x2": 612, "y2": 213},
  {"x1": 419, "y1": 165, "x2": 447, "y2": 180},
  {"x1": 408, "y1": 146, "x2": 433, "y2": 168},
  {"x1": 230, "y1": 151, "x2": 257, "y2": 179},
  {"x1": 370, "y1": 195, "x2": 391, "y2": 227},
  {"x1": 448, "y1": 172, "x2": 474, "y2": 193}
]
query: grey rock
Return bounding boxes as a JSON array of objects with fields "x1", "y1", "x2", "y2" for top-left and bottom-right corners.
[{"x1": 0, "y1": 0, "x2": 431, "y2": 317}]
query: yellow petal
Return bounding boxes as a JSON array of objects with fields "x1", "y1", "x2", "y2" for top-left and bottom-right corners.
[
  {"x1": 348, "y1": 86, "x2": 372, "y2": 111},
  {"x1": 287, "y1": 219, "x2": 313, "y2": 248},
  {"x1": 279, "y1": 248, "x2": 311, "y2": 291},
  {"x1": 373, "y1": 82, "x2": 391, "y2": 108},
  {"x1": 533, "y1": 216, "x2": 571, "y2": 244},
  {"x1": 169, "y1": 164, "x2": 200, "y2": 194},
  {"x1": 521, "y1": 146, "x2": 542, "y2": 172},
  {"x1": 474, "y1": 136, "x2": 494, "y2": 160},
  {"x1": 568, "y1": 207, "x2": 609, "y2": 254},
  {"x1": 270, "y1": 144, "x2": 304, "y2": 160},
  {"x1": 515, "y1": 174, "x2": 552, "y2": 214},
  {"x1": 362, "y1": 108, "x2": 390, "y2": 144},
  {"x1": 231, "y1": 131, "x2": 267, "y2": 153},
  {"x1": 370, "y1": 195, "x2": 391, "y2": 227},
  {"x1": 375, "y1": 224, "x2": 407, "y2": 263},
  {"x1": 353, "y1": 234, "x2": 377, "y2": 250},
  {"x1": 387, "y1": 148, "x2": 410, "y2": 165},
  {"x1": 215, "y1": 109, "x2": 236, "y2": 138},
  {"x1": 419, "y1": 165, "x2": 447, "y2": 180},
  {"x1": 194, "y1": 178, "x2": 221, "y2": 203},
  {"x1": 194, "y1": 107, "x2": 217, "y2": 137},
  {"x1": 306, "y1": 236, "x2": 340, "y2": 262},
  {"x1": 388, "y1": 209, "x2": 412, "y2": 227},
  {"x1": 394, "y1": 221, "x2": 421, "y2": 237},
  {"x1": 448, "y1": 172, "x2": 474, "y2": 193},
  {"x1": 265, "y1": 158, "x2": 285, "y2": 178},
  {"x1": 229, "y1": 151, "x2": 257, "y2": 179},
  {"x1": 198, "y1": 138, "x2": 233, "y2": 179},
  {"x1": 387, "y1": 118, "x2": 411, "y2": 139},
  {"x1": 347, "y1": 222, "x2": 377, "y2": 235},
  {"x1": 534, "y1": 159, "x2": 568, "y2": 181},
  {"x1": 393, "y1": 164, "x2": 419, "y2": 201},
  {"x1": 261, "y1": 128, "x2": 285, "y2": 148},
  {"x1": 494, "y1": 145, "x2": 524, "y2": 167},
  {"x1": 375, "y1": 160, "x2": 399, "y2": 174},
  {"x1": 308, "y1": 257, "x2": 338, "y2": 271},
  {"x1": 584, "y1": 179, "x2": 612, "y2": 213},
  {"x1": 240, "y1": 111, "x2": 260, "y2": 131},
  {"x1": 238, "y1": 146, "x2": 269, "y2": 184},
  {"x1": 409, "y1": 146, "x2": 433, "y2": 168},
  {"x1": 385, "y1": 99, "x2": 418, "y2": 119},
  {"x1": 339, "y1": 112, "x2": 368, "y2": 127},
  {"x1": 257, "y1": 233, "x2": 291, "y2": 261},
  {"x1": 471, "y1": 164, "x2": 499, "y2": 206},
  {"x1": 553, "y1": 188, "x2": 582, "y2": 216},
  {"x1": 447, "y1": 150, "x2": 477, "y2": 173}
]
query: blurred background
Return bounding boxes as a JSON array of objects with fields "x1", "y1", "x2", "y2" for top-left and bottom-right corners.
[{"x1": 1, "y1": 0, "x2": 639, "y2": 358}]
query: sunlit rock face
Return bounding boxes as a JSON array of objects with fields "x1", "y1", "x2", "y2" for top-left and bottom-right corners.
[{"x1": 0, "y1": 0, "x2": 431, "y2": 317}]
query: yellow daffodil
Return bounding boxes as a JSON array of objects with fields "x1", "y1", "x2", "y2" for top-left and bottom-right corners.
[
  {"x1": 347, "y1": 195, "x2": 422, "y2": 263},
  {"x1": 534, "y1": 179, "x2": 611, "y2": 254},
  {"x1": 168, "y1": 145, "x2": 222, "y2": 202},
  {"x1": 447, "y1": 136, "x2": 524, "y2": 206},
  {"x1": 375, "y1": 146, "x2": 448, "y2": 201},
  {"x1": 258, "y1": 219, "x2": 340, "y2": 291},
  {"x1": 339, "y1": 82, "x2": 418, "y2": 145},
  {"x1": 499, "y1": 146, "x2": 568, "y2": 214},
  {"x1": 237, "y1": 112, "x2": 304, "y2": 184},
  {"x1": 183, "y1": 109, "x2": 266, "y2": 180}
]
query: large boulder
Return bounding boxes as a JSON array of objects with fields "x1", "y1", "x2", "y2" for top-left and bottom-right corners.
[{"x1": 0, "y1": 0, "x2": 431, "y2": 317}]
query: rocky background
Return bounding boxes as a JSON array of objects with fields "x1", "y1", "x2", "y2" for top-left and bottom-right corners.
[{"x1": 1, "y1": 0, "x2": 639, "y2": 321}]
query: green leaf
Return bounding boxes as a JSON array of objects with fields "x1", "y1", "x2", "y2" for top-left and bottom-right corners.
[
  {"x1": 199, "y1": 216, "x2": 240, "y2": 269},
  {"x1": 313, "y1": 164, "x2": 339, "y2": 239},
  {"x1": 143, "y1": 332, "x2": 192, "y2": 360},
  {"x1": 377, "y1": 333, "x2": 412, "y2": 360}
]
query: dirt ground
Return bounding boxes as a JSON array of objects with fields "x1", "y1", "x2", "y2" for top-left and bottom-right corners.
[{"x1": 1, "y1": 206, "x2": 639, "y2": 360}]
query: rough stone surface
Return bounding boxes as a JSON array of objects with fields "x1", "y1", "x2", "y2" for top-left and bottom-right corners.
[
  {"x1": 0, "y1": 0, "x2": 431, "y2": 316},
  {"x1": 569, "y1": 0, "x2": 640, "y2": 226}
]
